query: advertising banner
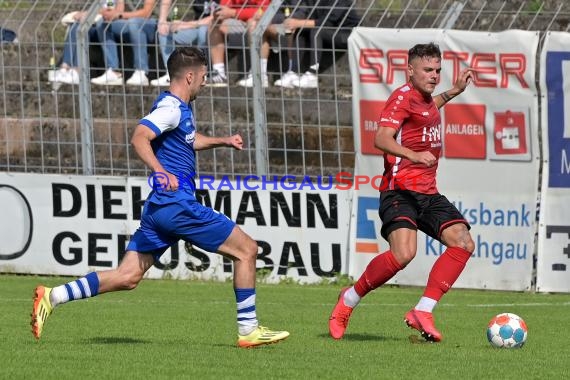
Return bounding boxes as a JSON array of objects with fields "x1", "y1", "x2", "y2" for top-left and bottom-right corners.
[
  {"x1": 348, "y1": 28, "x2": 540, "y2": 290},
  {"x1": 536, "y1": 32, "x2": 570, "y2": 293},
  {"x1": 0, "y1": 172, "x2": 351, "y2": 284}
]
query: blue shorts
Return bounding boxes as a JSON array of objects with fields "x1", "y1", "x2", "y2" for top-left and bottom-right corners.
[{"x1": 126, "y1": 200, "x2": 235, "y2": 261}]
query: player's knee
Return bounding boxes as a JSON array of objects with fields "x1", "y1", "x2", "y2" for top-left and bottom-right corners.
[
  {"x1": 117, "y1": 270, "x2": 143, "y2": 290},
  {"x1": 122, "y1": 274, "x2": 142, "y2": 290},
  {"x1": 456, "y1": 232, "x2": 475, "y2": 253},
  {"x1": 242, "y1": 237, "x2": 258, "y2": 261},
  {"x1": 392, "y1": 247, "x2": 416, "y2": 266},
  {"x1": 461, "y1": 237, "x2": 475, "y2": 254}
]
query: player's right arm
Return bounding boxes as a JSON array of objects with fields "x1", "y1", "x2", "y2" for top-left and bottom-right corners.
[
  {"x1": 131, "y1": 125, "x2": 178, "y2": 190},
  {"x1": 374, "y1": 91, "x2": 436, "y2": 167},
  {"x1": 374, "y1": 127, "x2": 436, "y2": 167},
  {"x1": 132, "y1": 98, "x2": 181, "y2": 190}
]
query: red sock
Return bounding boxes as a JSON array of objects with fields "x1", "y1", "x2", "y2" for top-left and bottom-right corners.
[
  {"x1": 423, "y1": 246, "x2": 472, "y2": 301},
  {"x1": 354, "y1": 250, "x2": 403, "y2": 297}
]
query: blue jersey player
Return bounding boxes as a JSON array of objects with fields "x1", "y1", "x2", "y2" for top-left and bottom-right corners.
[{"x1": 31, "y1": 47, "x2": 289, "y2": 348}]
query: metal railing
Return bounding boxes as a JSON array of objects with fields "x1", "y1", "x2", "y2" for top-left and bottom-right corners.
[{"x1": 0, "y1": 0, "x2": 569, "y2": 178}]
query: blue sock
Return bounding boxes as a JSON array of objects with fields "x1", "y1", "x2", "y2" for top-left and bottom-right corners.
[
  {"x1": 235, "y1": 288, "x2": 258, "y2": 335},
  {"x1": 50, "y1": 272, "x2": 100, "y2": 307}
]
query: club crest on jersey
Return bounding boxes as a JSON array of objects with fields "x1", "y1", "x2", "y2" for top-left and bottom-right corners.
[
  {"x1": 422, "y1": 124, "x2": 441, "y2": 143},
  {"x1": 185, "y1": 130, "x2": 195, "y2": 144}
]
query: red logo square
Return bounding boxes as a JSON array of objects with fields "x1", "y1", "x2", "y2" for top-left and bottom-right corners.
[
  {"x1": 359, "y1": 100, "x2": 385, "y2": 155},
  {"x1": 443, "y1": 104, "x2": 486, "y2": 159},
  {"x1": 493, "y1": 111, "x2": 527, "y2": 155}
]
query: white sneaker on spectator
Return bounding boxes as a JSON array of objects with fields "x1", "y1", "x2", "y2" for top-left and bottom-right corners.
[
  {"x1": 59, "y1": 69, "x2": 80, "y2": 85},
  {"x1": 207, "y1": 70, "x2": 228, "y2": 87},
  {"x1": 126, "y1": 70, "x2": 149, "y2": 86},
  {"x1": 274, "y1": 71, "x2": 300, "y2": 88},
  {"x1": 48, "y1": 68, "x2": 69, "y2": 83},
  {"x1": 237, "y1": 72, "x2": 269, "y2": 88},
  {"x1": 150, "y1": 74, "x2": 170, "y2": 87},
  {"x1": 91, "y1": 69, "x2": 123, "y2": 86},
  {"x1": 295, "y1": 71, "x2": 318, "y2": 89}
]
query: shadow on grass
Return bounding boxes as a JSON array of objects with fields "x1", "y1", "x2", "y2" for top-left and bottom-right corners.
[
  {"x1": 317, "y1": 333, "x2": 400, "y2": 342},
  {"x1": 85, "y1": 337, "x2": 151, "y2": 345}
]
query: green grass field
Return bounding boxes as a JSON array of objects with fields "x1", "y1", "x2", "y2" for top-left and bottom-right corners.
[{"x1": 2, "y1": 274, "x2": 569, "y2": 379}]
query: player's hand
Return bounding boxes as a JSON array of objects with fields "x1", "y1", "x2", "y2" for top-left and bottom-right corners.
[
  {"x1": 165, "y1": 171, "x2": 179, "y2": 191},
  {"x1": 226, "y1": 134, "x2": 243, "y2": 150},
  {"x1": 409, "y1": 151, "x2": 437, "y2": 167},
  {"x1": 453, "y1": 68, "x2": 474, "y2": 93}
]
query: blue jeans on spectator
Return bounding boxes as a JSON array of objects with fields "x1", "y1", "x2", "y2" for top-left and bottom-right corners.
[
  {"x1": 158, "y1": 25, "x2": 208, "y2": 69},
  {"x1": 96, "y1": 18, "x2": 157, "y2": 72},
  {"x1": 62, "y1": 22, "x2": 100, "y2": 67}
]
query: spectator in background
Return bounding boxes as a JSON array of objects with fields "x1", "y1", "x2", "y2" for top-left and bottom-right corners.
[
  {"x1": 207, "y1": 0, "x2": 269, "y2": 87},
  {"x1": 277, "y1": 0, "x2": 361, "y2": 89},
  {"x1": 91, "y1": 0, "x2": 158, "y2": 86},
  {"x1": 48, "y1": 10, "x2": 101, "y2": 85},
  {"x1": 235, "y1": 1, "x2": 300, "y2": 88},
  {"x1": 151, "y1": 0, "x2": 214, "y2": 87}
]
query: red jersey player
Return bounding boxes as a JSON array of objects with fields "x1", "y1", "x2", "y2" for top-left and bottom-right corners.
[{"x1": 329, "y1": 43, "x2": 474, "y2": 342}]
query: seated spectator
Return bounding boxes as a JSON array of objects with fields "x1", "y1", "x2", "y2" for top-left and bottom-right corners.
[
  {"x1": 151, "y1": 0, "x2": 213, "y2": 87},
  {"x1": 277, "y1": 0, "x2": 361, "y2": 89},
  {"x1": 91, "y1": 0, "x2": 158, "y2": 86},
  {"x1": 48, "y1": 10, "x2": 101, "y2": 85},
  {"x1": 236, "y1": 1, "x2": 300, "y2": 88},
  {"x1": 208, "y1": 0, "x2": 269, "y2": 87}
]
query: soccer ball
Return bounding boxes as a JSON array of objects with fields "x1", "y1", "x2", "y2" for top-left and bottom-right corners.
[{"x1": 486, "y1": 313, "x2": 528, "y2": 348}]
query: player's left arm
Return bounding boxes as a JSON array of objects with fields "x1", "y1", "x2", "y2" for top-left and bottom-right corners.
[
  {"x1": 194, "y1": 133, "x2": 243, "y2": 151},
  {"x1": 433, "y1": 68, "x2": 473, "y2": 109}
]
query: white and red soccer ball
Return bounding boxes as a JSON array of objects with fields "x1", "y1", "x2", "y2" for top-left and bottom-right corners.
[{"x1": 487, "y1": 313, "x2": 528, "y2": 348}]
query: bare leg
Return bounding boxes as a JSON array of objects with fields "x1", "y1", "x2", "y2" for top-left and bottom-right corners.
[
  {"x1": 97, "y1": 251, "x2": 156, "y2": 293},
  {"x1": 216, "y1": 226, "x2": 257, "y2": 289}
]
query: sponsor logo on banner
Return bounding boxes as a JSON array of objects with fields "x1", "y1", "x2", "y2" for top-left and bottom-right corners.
[
  {"x1": 0, "y1": 184, "x2": 33, "y2": 260},
  {"x1": 493, "y1": 111, "x2": 527, "y2": 155},
  {"x1": 443, "y1": 104, "x2": 486, "y2": 159},
  {"x1": 355, "y1": 196, "x2": 381, "y2": 254},
  {"x1": 545, "y1": 51, "x2": 570, "y2": 188},
  {"x1": 487, "y1": 107, "x2": 531, "y2": 161},
  {"x1": 545, "y1": 225, "x2": 570, "y2": 272},
  {"x1": 359, "y1": 100, "x2": 385, "y2": 155}
]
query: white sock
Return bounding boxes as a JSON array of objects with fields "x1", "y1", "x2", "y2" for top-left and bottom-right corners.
[
  {"x1": 415, "y1": 296, "x2": 437, "y2": 313},
  {"x1": 49, "y1": 285, "x2": 69, "y2": 307},
  {"x1": 343, "y1": 286, "x2": 361, "y2": 308},
  {"x1": 260, "y1": 58, "x2": 268, "y2": 75},
  {"x1": 213, "y1": 63, "x2": 225, "y2": 77}
]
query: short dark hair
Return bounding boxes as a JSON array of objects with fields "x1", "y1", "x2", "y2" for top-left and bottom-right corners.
[
  {"x1": 167, "y1": 47, "x2": 207, "y2": 80},
  {"x1": 408, "y1": 43, "x2": 441, "y2": 62}
]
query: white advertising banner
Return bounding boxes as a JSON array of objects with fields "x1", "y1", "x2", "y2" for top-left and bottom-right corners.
[
  {"x1": 536, "y1": 32, "x2": 570, "y2": 293},
  {"x1": 0, "y1": 172, "x2": 351, "y2": 284},
  {"x1": 348, "y1": 28, "x2": 539, "y2": 290}
]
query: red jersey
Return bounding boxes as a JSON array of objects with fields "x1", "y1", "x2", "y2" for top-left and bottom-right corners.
[
  {"x1": 219, "y1": 0, "x2": 269, "y2": 22},
  {"x1": 378, "y1": 83, "x2": 442, "y2": 194}
]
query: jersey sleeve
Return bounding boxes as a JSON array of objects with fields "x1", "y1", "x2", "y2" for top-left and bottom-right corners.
[
  {"x1": 139, "y1": 97, "x2": 181, "y2": 136},
  {"x1": 378, "y1": 93, "x2": 411, "y2": 130}
]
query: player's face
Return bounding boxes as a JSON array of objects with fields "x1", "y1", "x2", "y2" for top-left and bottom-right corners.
[
  {"x1": 408, "y1": 56, "x2": 441, "y2": 96},
  {"x1": 187, "y1": 65, "x2": 208, "y2": 101}
]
